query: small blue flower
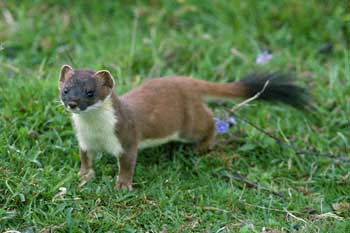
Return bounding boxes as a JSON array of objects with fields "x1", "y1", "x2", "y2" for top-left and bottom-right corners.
[
  {"x1": 227, "y1": 116, "x2": 237, "y2": 125},
  {"x1": 256, "y1": 50, "x2": 273, "y2": 65},
  {"x1": 214, "y1": 118, "x2": 229, "y2": 134}
]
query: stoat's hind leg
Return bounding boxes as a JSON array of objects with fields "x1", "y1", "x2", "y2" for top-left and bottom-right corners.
[
  {"x1": 181, "y1": 103, "x2": 216, "y2": 153},
  {"x1": 195, "y1": 120, "x2": 215, "y2": 153}
]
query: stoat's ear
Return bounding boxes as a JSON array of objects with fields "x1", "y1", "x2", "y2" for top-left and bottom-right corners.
[
  {"x1": 94, "y1": 70, "x2": 115, "y2": 89},
  {"x1": 59, "y1": 64, "x2": 73, "y2": 89}
]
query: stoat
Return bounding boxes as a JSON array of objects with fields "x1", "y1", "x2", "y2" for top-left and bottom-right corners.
[{"x1": 58, "y1": 65, "x2": 307, "y2": 190}]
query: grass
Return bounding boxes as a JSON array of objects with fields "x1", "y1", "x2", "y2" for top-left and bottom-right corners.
[{"x1": 1, "y1": 0, "x2": 350, "y2": 232}]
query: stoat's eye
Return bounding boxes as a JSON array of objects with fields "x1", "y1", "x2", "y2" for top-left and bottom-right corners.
[
  {"x1": 63, "y1": 88, "x2": 69, "y2": 94},
  {"x1": 86, "y1": 90, "x2": 94, "y2": 98}
]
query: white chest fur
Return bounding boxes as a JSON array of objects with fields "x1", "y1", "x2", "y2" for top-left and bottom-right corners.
[
  {"x1": 138, "y1": 132, "x2": 181, "y2": 150},
  {"x1": 72, "y1": 98, "x2": 123, "y2": 157}
]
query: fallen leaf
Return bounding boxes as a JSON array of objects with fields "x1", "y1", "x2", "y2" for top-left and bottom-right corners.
[
  {"x1": 28, "y1": 130, "x2": 39, "y2": 140},
  {"x1": 52, "y1": 187, "x2": 67, "y2": 202},
  {"x1": 332, "y1": 202, "x2": 350, "y2": 217},
  {"x1": 314, "y1": 212, "x2": 343, "y2": 220},
  {"x1": 296, "y1": 186, "x2": 311, "y2": 196},
  {"x1": 261, "y1": 227, "x2": 280, "y2": 233},
  {"x1": 332, "y1": 202, "x2": 350, "y2": 211}
]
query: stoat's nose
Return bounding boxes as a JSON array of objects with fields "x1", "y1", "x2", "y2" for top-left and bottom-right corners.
[{"x1": 67, "y1": 101, "x2": 78, "y2": 109}]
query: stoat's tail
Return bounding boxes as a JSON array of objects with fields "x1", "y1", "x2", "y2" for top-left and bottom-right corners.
[{"x1": 196, "y1": 72, "x2": 309, "y2": 109}]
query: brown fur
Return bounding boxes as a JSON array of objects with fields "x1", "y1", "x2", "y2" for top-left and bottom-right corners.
[{"x1": 119, "y1": 77, "x2": 245, "y2": 146}]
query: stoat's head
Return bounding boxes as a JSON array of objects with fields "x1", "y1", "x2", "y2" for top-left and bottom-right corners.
[{"x1": 58, "y1": 64, "x2": 115, "y2": 114}]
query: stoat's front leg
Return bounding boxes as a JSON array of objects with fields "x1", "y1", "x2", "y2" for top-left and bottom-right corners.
[
  {"x1": 79, "y1": 148, "x2": 96, "y2": 187},
  {"x1": 115, "y1": 146, "x2": 137, "y2": 191}
]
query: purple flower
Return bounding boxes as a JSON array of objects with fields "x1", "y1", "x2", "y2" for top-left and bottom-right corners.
[
  {"x1": 214, "y1": 118, "x2": 229, "y2": 134},
  {"x1": 256, "y1": 50, "x2": 273, "y2": 65},
  {"x1": 227, "y1": 116, "x2": 237, "y2": 125}
]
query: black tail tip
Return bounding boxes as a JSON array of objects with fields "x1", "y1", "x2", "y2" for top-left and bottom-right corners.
[{"x1": 239, "y1": 72, "x2": 310, "y2": 110}]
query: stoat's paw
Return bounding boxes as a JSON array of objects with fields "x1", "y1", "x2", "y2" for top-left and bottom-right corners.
[
  {"x1": 114, "y1": 176, "x2": 133, "y2": 191},
  {"x1": 79, "y1": 169, "x2": 95, "y2": 187}
]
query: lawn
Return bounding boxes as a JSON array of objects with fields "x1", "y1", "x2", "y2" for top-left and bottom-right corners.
[{"x1": 1, "y1": 0, "x2": 350, "y2": 232}]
